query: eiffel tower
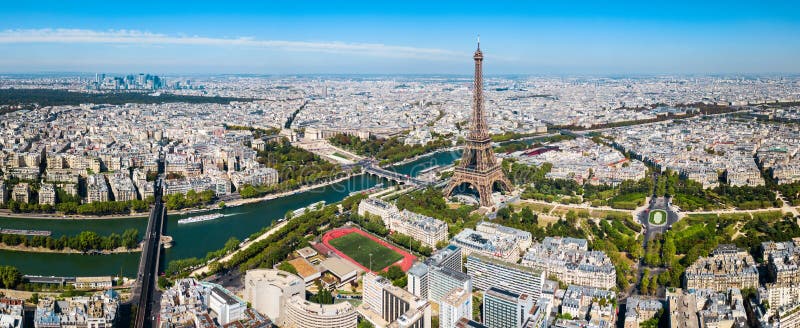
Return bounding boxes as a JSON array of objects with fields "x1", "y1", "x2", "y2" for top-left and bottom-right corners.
[{"x1": 444, "y1": 40, "x2": 512, "y2": 207}]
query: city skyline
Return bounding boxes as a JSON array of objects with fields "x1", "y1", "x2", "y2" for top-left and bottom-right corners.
[
  {"x1": 3, "y1": 3, "x2": 800, "y2": 328},
  {"x1": 0, "y1": 0, "x2": 799, "y2": 74}
]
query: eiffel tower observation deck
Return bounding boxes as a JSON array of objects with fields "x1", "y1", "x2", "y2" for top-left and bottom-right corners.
[{"x1": 444, "y1": 39, "x2": 512, "y2": 207}]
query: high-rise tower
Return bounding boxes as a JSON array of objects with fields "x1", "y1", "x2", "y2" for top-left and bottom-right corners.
[{"x1": 444, "y1": 41, "x2": 512, "y2": 207}]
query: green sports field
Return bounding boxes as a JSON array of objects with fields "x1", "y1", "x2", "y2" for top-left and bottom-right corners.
[
  {"x1": 649, "y1": 209, "x2": 667, "y2": 225},
  {"x1": 328, "y1": 232, "x2": 403, "y2": 271}
]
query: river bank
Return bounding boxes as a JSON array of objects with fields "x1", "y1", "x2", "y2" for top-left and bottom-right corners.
[
  {"x1": 0, "y1": 288, "x2": 61, "y2": 301},
  {"x1": 387, "y1": 146, "x2": 462, "y2": 168},
  {"x1": 221, "y1": 173, "x2": 357, "y2": 208},
  {"x1": 0, "y1": 243, "x2": 142, "y2": 254},
  {"x1": 0, "y1": 173, "x2": 358, "y2": 221},
  {"x1": 0, "y1": 209, "x2": 148, "y2": 220},
  {"x1": 191, "y1": 219, "x2": 289, "y2": 277}
]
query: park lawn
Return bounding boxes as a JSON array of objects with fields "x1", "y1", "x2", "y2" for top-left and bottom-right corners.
[
  {"x1": 329, "y1": 232, "x2": 403, "y2": 271},
  {"x1": 590, "y1": 209, "x2": 633, "y2": 220},
  {"x1": 611, "y1": 192, "x2": 647, "y2": 203},
  {"x1": 649, "y1": 210, "x2": 667, "y2": 225},
  {"x1": 536, "y1": 214, "x2": 561, "y2": 226},
  {"x1": 517, "y1": 201, "x2": 554, "y2": 214},
  {"x1": 609, "y1": 192, "x2": 647, "y2": 210},
  {"x1": 551, "y1": 207, "x2": 572, "y2": 217},
  {"x1": 684, "y1": 213, "x2": 719, "y2": 224},
  {"x1": 571, "y1": 208, "x2": 591, "y2": 218},
  {"x1": 332, "y1": 152, "x2": 350, "y2": 159}
]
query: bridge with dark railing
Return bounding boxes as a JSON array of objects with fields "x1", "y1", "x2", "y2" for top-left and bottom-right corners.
[{"x1": 363, "y1": 164, "x2": 431, "y2": 187}]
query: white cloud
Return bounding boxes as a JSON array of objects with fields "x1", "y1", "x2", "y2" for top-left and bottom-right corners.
[{"x1": 0, "y1": 28, "x2": 463, "y2": 60}]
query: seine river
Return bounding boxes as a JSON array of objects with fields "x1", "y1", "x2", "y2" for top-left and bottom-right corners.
[{"x1": 0, "y1": 150, "x2": 462, "y2": 277}]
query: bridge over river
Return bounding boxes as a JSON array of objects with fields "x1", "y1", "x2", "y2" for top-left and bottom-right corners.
[{"x1": 364, "y1": 164, "x2": 432, "y2": 187}]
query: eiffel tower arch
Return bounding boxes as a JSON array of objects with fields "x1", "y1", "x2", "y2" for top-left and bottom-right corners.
[{"x1": 444, "y1": 41, "x2": 512, "y2": 207}]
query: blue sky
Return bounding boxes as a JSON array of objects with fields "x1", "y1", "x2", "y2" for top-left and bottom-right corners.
[{"x1": 0, "y1": 0, "x2": 799, "y2": 74}]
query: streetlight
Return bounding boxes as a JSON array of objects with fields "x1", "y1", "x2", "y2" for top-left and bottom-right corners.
[{"x1": 369, "y1": 253, "x2": 373, "y2": 272}]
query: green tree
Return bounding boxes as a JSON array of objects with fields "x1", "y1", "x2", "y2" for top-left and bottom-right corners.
[
  {"x1": 649, "y1": 274, "x2": 659, "y2": 295},
  {"x1": 382, "y1": 265, "x2": 405, "y2": 281},
  {"x1": 358, "y1": 320, "x2": 375, "y2": 328},
  {"x1": 473, "y1": 294, "x2": 483, "y2": 322},
  {"x1": 223, "y1": 237, "x2": 241, "y2": 252},
  {"x1": 557, "y1": 313, "x2": 574, "y2": 320},
  {"x1": 380, "y1": 265, "x2": 407, "y2": 287},
  {"x1": 519, "y1": 207, "x2": 537, "y2": 225},
  {"x1": 0, "y1": 266, "x2": 22, "y2": 289},
  {"x1": 157, "y1": 276, "x2": 171, "y2": 289},
  {"x1": 640, "y1": 309, "x2": 662, "y2": 328},
  {"x1": 121, "y1": 229, "x2": 140, "y2": 249},
  {"x1": 311, "y1": 287, "x2": 335, "y2": 305},
  {"x1": 56, "y1": 202, "x2": 79, "y2": 214},
  {"x1": 77, "y1": 231, "x2": 102, "y2": 252},
  {"x1": 662, "y1": 236, "x2": 676, "y2": 267},
  {"x1": 640, "y1": 269, "x2": 651, "y2": 295},
  {"x1": 658, "y1": 270, "x2": 671, "y2": 286},
  {"x1": 565, "y1": 210, "x2": 578, "y2": 221}
]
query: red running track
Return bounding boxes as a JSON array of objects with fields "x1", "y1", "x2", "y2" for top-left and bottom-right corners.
[{"x1": 321, "y1": 227, "x2": 416, "y2": 273}]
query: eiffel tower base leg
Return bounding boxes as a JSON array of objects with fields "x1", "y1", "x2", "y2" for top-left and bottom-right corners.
[
  {"x1": 443, "y1": 182, "x2": 458, "y2": 200},
  {"x1": 444, "y1": 172, "x2": 513, "y2": 208},
  {"x1": 477, "y1": 183, "x2": 493, "y2": 207}
]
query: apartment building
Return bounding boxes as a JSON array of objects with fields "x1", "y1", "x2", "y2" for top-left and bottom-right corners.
[
  {"x1": 38, "y1": 182, "x2": 56, "y2": 205},
  {"x1": 521, "y1": 237, "x2": 616, "y2": 290},
  {"x1": 11, "y1": 183, "x2": 30, "y2": 203},
  {"x1": 483, "y1": 287, "x2": 533, "y2": 328},
  {"x1": 623, "y1": 297, "x2": 662, "y2": 328},
  {"x1": 0, "y1": 181, "x2": 7, "y2": 205},
  {"x1": 359, "y1": 198, "x2": 448, "y2": 248},
  {"x1": 86, "y1": 174, "x2": 110, "y2": 203},
  {"x1": 108, "y1": 173, "x2": 138, "y2": 201},
  {"x1": 466, "y1": 253, "x2": 545, "y2": 300},
  {"x1": 360, "y1": 272, "x2": 431, "y2": 328},
  {"x1": 407, "y1": 245, "x2": 464, "y2": 300},
  {"x1": 388, "y1": 210, "x2": 448, "y2": 248},
  {"x1": 684, "y1": 245, "x2": 758, "y2": 292},
  {"x1": 440, "y1": 288, "x2": 472, "y2": 328},
  {"x1": 452, "y1": 225, "x2": 528, "y2": 263}
]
